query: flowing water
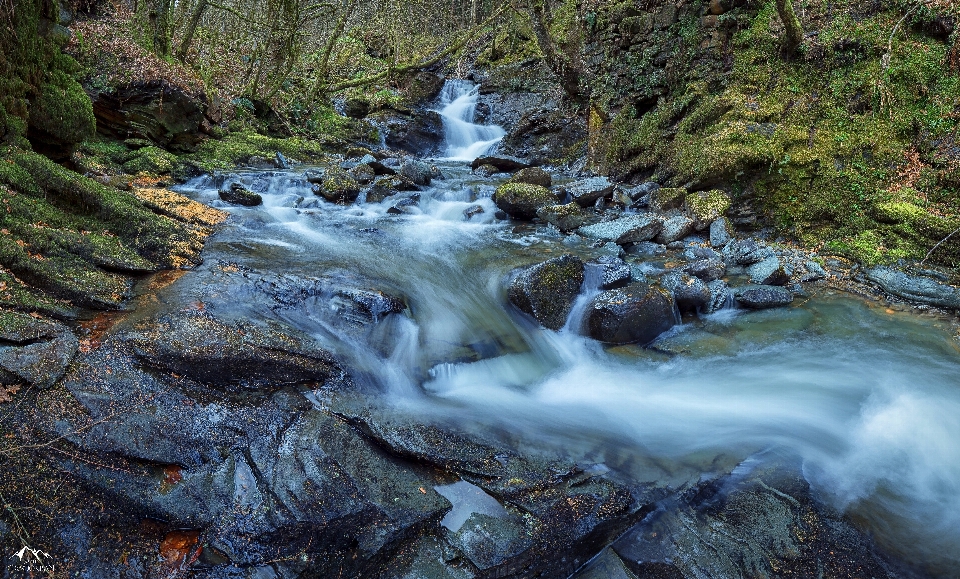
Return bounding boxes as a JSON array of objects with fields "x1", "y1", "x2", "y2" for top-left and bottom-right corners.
[{"x1": 173, "y1": 81, "x2": 960, "y2": 577}]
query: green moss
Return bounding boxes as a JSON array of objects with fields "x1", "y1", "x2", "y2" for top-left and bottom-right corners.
[
  {"x1": 28, "y1": 67, "x2": 96, "y2": 146},
  {"x1": 183, "y1": 131, "x2": 339, "y2": 173},
  {"x1": 122, "y1": 146, "x2": 178, "y2": 175},
  {"x1": 685, "y1": 189, "x2": 731, "y2": 224}
]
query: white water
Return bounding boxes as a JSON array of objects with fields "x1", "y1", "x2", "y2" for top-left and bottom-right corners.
[
  {"x1": 173, "y1": 115, "x2": 960, "y2": 577},
  {"x1": 434, "y1": 80, "x2": 505, "y2": 160}
]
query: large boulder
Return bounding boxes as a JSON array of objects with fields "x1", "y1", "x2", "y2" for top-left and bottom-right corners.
[
  {"x1": 471, "y1": 155, "x2": 532, "y2": 173},
  {"x1": 577, "y1": 214, "x2": 663, "y2": 245},
  {"x1": 88, "y1": 80, "x2": 207, "y2": 151},
  {"x1": 537, "y1": 203, "x2": 590, "y2": 232},
  {"x1": 748, "y1": 256, "x2": 791, "y2": 286},
  {"x1": 682, "y1": 259, "x2": 726, "y2": 282},
  {"x1": 866, "y1": 266, "x2": 960, "y2": 310},
  {"x1": 371, "y1": 109, "x2": 444, "y2": 155},
  {"x1": 661, "y1": 271, "x2": 711, "y2": 313},
  {"x1": 494, "y1": 182, "x2": 560, "y2": 220},
  {"x1": 125, "y1": 311, "x2": 339, "y2": 391},
  {"x1": 496, "y1": 107, "x2": 588, "y2": 165},
  {"x1": 585, "y1": 283, "x2": 676, "y2": 345},
  {"x1": 508, "y1": 254, "x2": 585, "y2": 330},
  {"x1": 649, "y1": 187, "x2": 688, "y2": 211},
  {"x1": 313, "y1": 167, "x2": 361, "y2": 204},
  {"x1": 710, "y1": 216, "x2": 734, "y2": 247},
  {"x1": 399, "y1": 159, "x2": 432, "y2": 186},
  {"x1": 219, "y1": 182, "x2": 262, "y2": 206},
  {"x1": 508, "y1": 167, "x2": 553, "y2": 187},
  {"x1": 723, "y1": 239, "x2": 773, "y2": 265},
  {"x1": 733, "y1": 285, "x2": 794, "y2": 309},
  {"x1": 684, "y1": 189, "x2": 731, "y2": 231},
  {"x1": 561, "y1": 177, "x2": 616, "y2": 207},
  {"x1": 365, "y1": 175, "x2": 419, "y2": 203},
  {"x1": 655, "y1": 215, "x2": 695, "y2": 245}
]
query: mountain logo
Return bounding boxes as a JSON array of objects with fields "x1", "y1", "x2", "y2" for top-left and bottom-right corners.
[{"x1": 10, "y1": 544, "x2": 55, "y2": 576}]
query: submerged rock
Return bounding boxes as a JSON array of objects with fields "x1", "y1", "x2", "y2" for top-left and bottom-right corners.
[
  {"x1": 586, "y1": 283, "x2": 676, "y2": 345},
  {"x1": 219, "y1": 182, "x2": 262, "y2": 206},
  {"x1": 493, "y1": 182, "x2": 560, "y2": 220},
  {"x1": 733, "y1": 285, "x2": 794, "y2": 309},
  {"x1": 508, "y1": 254, "x2": 585, "y2": 330}
]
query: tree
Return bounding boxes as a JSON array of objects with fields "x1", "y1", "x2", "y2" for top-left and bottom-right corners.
[
  {"x1": 517, "y1": 0, "x2": 585, "y2": 103},
  {"x1": 775, "y1": 0, "x2": 804, "y2": 56}
]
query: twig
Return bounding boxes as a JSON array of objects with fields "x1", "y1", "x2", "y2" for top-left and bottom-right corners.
[{"x1": 919, "y1": 223, "x2": 960, "y2": 267}]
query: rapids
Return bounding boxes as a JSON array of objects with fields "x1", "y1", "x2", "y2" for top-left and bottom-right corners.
[{"x1": 171, "y1": 81, "x2": 960, "y2": 577}]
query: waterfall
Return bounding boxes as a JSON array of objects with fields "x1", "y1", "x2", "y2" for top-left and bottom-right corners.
[{"x1": 434, "y1": 80, "x2": 505, "y2": 161}]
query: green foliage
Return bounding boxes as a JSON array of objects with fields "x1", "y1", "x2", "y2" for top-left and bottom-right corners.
[
  {"x1": 122, "y1": 146, "x2": 178, "y2": 175},
  {"x1": 182, "y1": 131, "x2": 338, "y2": 173}
]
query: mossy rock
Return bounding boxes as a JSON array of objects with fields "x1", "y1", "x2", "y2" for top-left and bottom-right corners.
[
  {"x1": 685, "y1": 189, "x2": 731, "y2": 231},
  {"x1": 314, "y1": 168, "x2": 361, "y2": 204},
  {"x1": 122, "y1": 146, "x2": 179, "y2": 175},
  {"x1": 508, "y1": 254, "x2": 585, "y2": 330},
  {"x1": 508, "y1": 167, "x2": 553, "y2": 188},
  {"x1": 493, "y1": 183, "x2": 559, "y2": 220},
  {"x1": 873, "y1": 202, "x2": 959, "y2": 241},
  {"x1": 650, "y1": 187, "x2": 687, "y2": 211},
  {"x1": 27, "y1": 67, "x2": 96, "y2": 152}
]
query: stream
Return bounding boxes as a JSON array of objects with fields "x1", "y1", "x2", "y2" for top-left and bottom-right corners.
[{"x1": 170, "y1": 82, "x2": 960, "y2": 577}]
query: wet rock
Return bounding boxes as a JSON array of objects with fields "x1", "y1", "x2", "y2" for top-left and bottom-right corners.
[
  {"x1": 0, "y1": 310, "x2": 78, "y2": 387},
  {"x1": 508, "y1": 167, "x2": 552, "y2": 187},
  {"x1": 219, "y1": 182, "x2": 263, "y2": 206},
  {"x1": 733, "y1": 285, "x2": 794, "y2": 309},
  {"x1": 463, "y1": 205, "x2": 485, "y2": 220},
  {"x1": 470, "y1": 155, "x2": 531, "y2": 173},
  {"x1": 368, "y1": 160, "x2": 397, "y2": 175},
  {"x1": 387, "y1": 195, "x2": 420, "y2": 215},
  {"x1": 333, "y1": 289, "x2": 406, "y2": 322},
  {"x1": 723, "y1": 239, "x2": 773, "y2": 265},
  {"x1": 626, "y1": 241, "x2": 667, "y2": 257},
  {"x1": 404, "y1": 71, "x2": 445, "y2": 103},
  {"x1": 446, "y1": 512, "x2": 534, "y2": 571},
  {"x1": 493, "y1": 183, "x2": 560, "y2": 220},
  {"x1": 343, "y1": 97, "x2": 370, "y2": 118},
  {"x1": 684, "y1": 189, "x2": 731, "y2": 231},
  {"x1": 508, "y1": 254, "x2": 585, "y2": 330},
  {"x1": 681, "y1": 259, "x2": 726, "y2": 282},
  {"x1": 366, "y1": 175, "x2": 419, "y2": 203},
  {"x1": 623, "y1": 181, "x2": 660, "y2": 202},
  {"x1": 304, "y1": 169, "x2": 325, "y2": 184},
  {"x1": 313, "y1": 167, "x2": 361, "y2": 204},
  {"x1": 372, "y1": 109, "x2": 444, "y2": 155},
  {"x1": 586, "y1": 283, "x2": 676, "y2": 345},
  {"x1": 496, "y1": 107, "x2": 587, "y2": 166},
  {"x1": 577, "y1": 214, "x2": 663, "y2": 245},
  {"x1": 537, "y1": 202, "x2": 590, "y2": 232},
  {"x1": 125, "y1": 311, "x2": 339, "y2": 390},
  {"x1": 561, "y1": 177, "x2": 616, "y2": 207},
  {"x1": 655, "y1": 215, "x2": 695, "y2": 245},
  {"x1": 866, "y1": 266, "x2": 960, "y2": 310},
  {"x1": 649, "y1": 187, "x2": 687, "y2": 211},
  {"x1": 474, "y1": 163, "x2": 501, "y2": 177},
  {"x1": 710, "y1": 216, "x2": 734, "y2": 248},
  {"x1": 349, "y1": 163, "x2": 376, "y2": 185},
  {"x1": 801, "y1": 260, "x2": 827, "y2": 282},
  {"x1": 748, "y1": 256, "x2": 791, "y2": 286},
  {"x1": 274, "y1": 151, "x2": 290, "y2": 169},
  {"x1": 661, "y1": 271, "x2": 711, "y2": 313},
  {"x1": 400, "y1": 159, "x2": 432, "y2": 186},
  {"x1": 589, "y1": 256, "x2": 633, "y2": 290},
  {"x1": 705, "y1": 279, "x2": 731, "y2": 313}
]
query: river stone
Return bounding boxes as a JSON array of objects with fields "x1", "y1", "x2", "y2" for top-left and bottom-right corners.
[
  {"x1": 447, "y1": 512, "x2": 534, "y2": 571},
  {"x1": 0, "y1": 311, "x2": 78, "y2": 387},
  {"x1": 586, "y1": 283, "x2": 676, "y2": 345},
  {"x1": 655, "y1": 215, "x2": 695, "y2": 245},
  {"x1": 494, "y1": 183, "x2": 560, "y2": 220},
  {"x1": 748, "y1": 256, "x2": 791, "y2": 286},
  {"x1": 333, "y1": 289, "x2": 405, "y2": 322},
  {"x1": 801, "y1": 260, "x2": 827, "y2": 282},
  {"x1": 682, "y1": 258, "x2": 725, "y2": 282},
  {"x1": 368, "y1": 160, "x2": 397, "y2": 175},
  {"x1": 400, "y1": 159, "x2": 432, "y2": 186},
  {"x1": 366, "y1": 175, "x2": 419, "y2": 203},
  {"x1": 474, "y1": 163, "x2": 501, "y2": 177},
  {"x1": 508, "y1": 254, "x2": 585, "y2": 330},
  {"x1": 733, "y1": 285, "x2": 794, "y2": 309},
  {"x1": 349, "y1": 163, "x2": 376, "y2": 185},
  {"x1": 508, "y1": 167, "x2": 552, "y2": 187},
  {"x1": 649, "y1": 187, "x2": 687, "y2": 211},
  {"x1": 661, "y1": 271, "x2": 711, "y2": 313},
  {"x1": 463, "y1": 205, "x2": 485, "y2": 220},
  {"x1": 589, "y1": 256, "x2": 633, "y2": 290},
  {"x1": 219, "y1": 182, "x2": 262, "y2": 206},
  {"x1": 561, "y1": 177, "x2": 616, "y2": 207},
  {"x1": 623, "y1": 181, "x2": 660, "y2": 202},
  {"x1": 705, "y1": 279, "x2": 731, "y2": 313},
  {"x1": 537, "y1": 202, "x2": 589, "y2": 232},
  {"x1": 866, "y1": 266, "x2": 960, "y2": 310},
  {"x1": 471, "y1": 155, "x2": 531, "y2": 172},
  {"x1": 314, "y1": 167, "x2": 361, "y2": 204},
  {"x1": 710, "y1": 216, "x2": 734, "y2": 248},
  {"x1": 684, "y1": 189, "x2": 731, "y2": 231},
  {"x1": 126, "y1": 311, "x2": 339, "y2": 390},
  {"x1": 723, "y1": 239, "x2": 773, "y2": 265},
  {"x1": 577, "y1": 214, "x2": 663, "y2": 245}
]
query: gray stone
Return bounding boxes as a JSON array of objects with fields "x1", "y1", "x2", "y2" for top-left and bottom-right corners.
[
  {"x1": 710, "y1": 217, "x2": 734, "y2": 248},
  {"x1": 537, "y1": 203, "x2": 590, "y2": 232},
  {"x1": 400, "y1": 159, "x2": 432, "y2": 186},
  {"x1": 586, "y1": 283, "x2": 677, "y2": 345},
  {"x1": 589, "y1": 256, "x2": 633, "y2": 290},
  {"x1": 470, "y1": 155, "x2": 531, "y2": 172},
  {"x1": 705, "y1": 279, "x2": 731, "y2": 313},
  {"x1": 626, "y1": 241, "x2": 666, "y2": 257},
  {"x1": 0, "y1": 312, "x2": 78, "y2": 387},
  {"x1": 866, "y1": 266, "x2": 960, "y2": 310},
  {"x1": 577, "y1": 214, "x2": 663, "y2": 245},
  {"x1": 561, "y1": 177, "x2": 616, "y2": 207},
  {"x1": 682, "y1": 259, "x2": 726, "y2": 282},
  {"x1": 748, "y1": 256, "x2": 791, "y2": 286},
  {"x1": 508, "y1": 167, "x2": 552, "y2": 187},
  {"x1": 655, "y1": 215, "x2": 695, "y2": 245},
  {"x1": 508, "y1": 254, "x2": 585, "y2": 330},
  {"x1": 661, "y1": 271, "x2": 711, "y2": 313},
  {"x1": 723, "y1": 239, "x2": 773, "y2": 265},
  {"x1": 800, "y1": 260, "x2": 827, "y2": 282},
  {"x1": 219, "y1": 183, "x2": 263, "y2": 206},
  {"x1": 733, "y1": 285, "x2": 794, "y2": 309}
]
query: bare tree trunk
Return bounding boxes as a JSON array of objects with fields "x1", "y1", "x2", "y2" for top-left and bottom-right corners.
[
  {"x1": 176, "y1": 0, "x2": 208, "y2": 61},
  {"x1": 775, "y1": 0, "x2": 803, "y2": 56},
  {"x1": 525, "y1": 0, "x2": 582, "y2": 101}
]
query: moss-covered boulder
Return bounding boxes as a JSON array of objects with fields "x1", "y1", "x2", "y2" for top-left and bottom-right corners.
[
  {"x1": 314, "y1": 167, "x2": 361, "y2": 204},
  {"x1": 219, "y1": 183, "x2": 263, "y2": 206},
  {"x1": 508, "y1": 254, "x2": 585, "y2": 330},
  {"x1": 650, "y1": 187, "x2": 688, "y2": 211},
  {"x1": 685, "y1": 189, "x2": 731, "y2": 231},
  {"x1": 536, "y1": 202, "x2": 589, "y2": 232},
  {"x1": 27, "y1": 65, "x2": 96, "y2": 155},
  {"x1": 508, "y1": 167, "x2": 553, "y2": 188},
  {"x1": 122, "y1": 146, "x2": 178, "y2": 175},
  {"x1": 493, "y1": 182, "x2": 560, "y2": 220}
]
